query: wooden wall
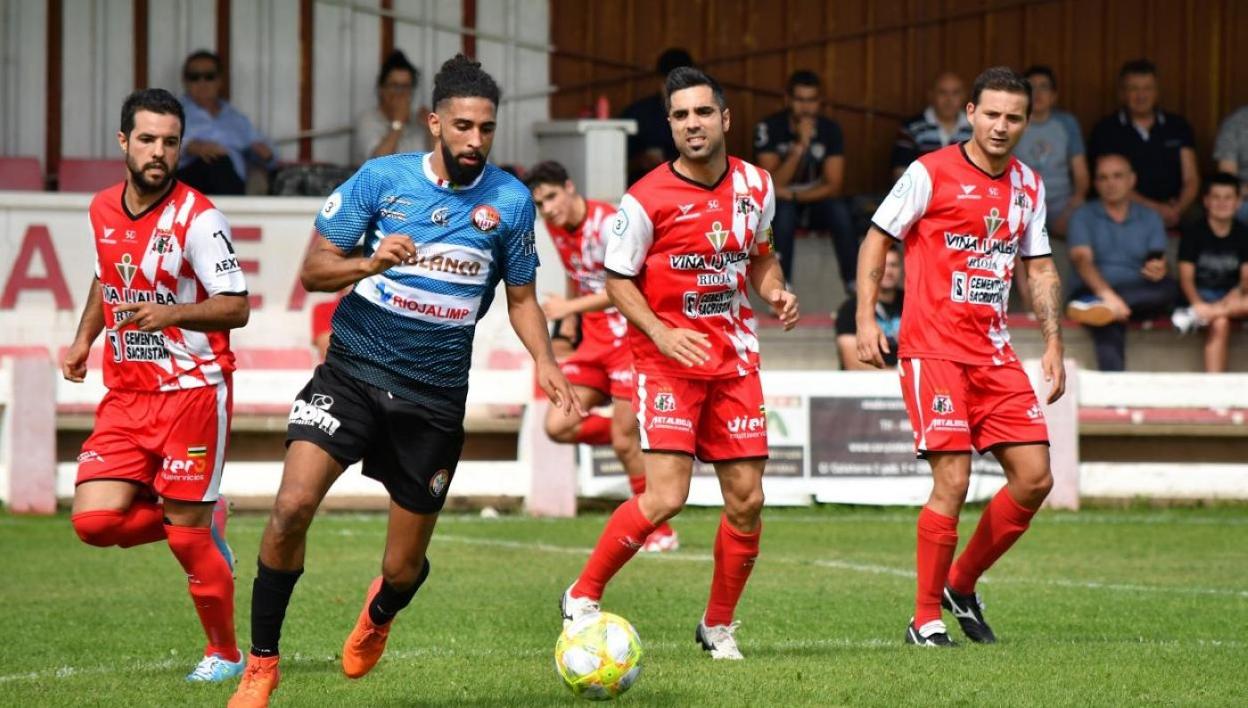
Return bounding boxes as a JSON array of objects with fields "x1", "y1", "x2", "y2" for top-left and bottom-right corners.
[{"x1": 550, "y1": 0, "x2": 1248, "y2": 194}]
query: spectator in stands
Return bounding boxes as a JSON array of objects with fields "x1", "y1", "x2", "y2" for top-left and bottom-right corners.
[
  {"x1": 890, "y1": 72, "x2": 972, "y2": 178},
  {"x1": 1087, "y1": 59, "x2": 1197, "y2": 229},
  {"x1": 754, "y1": 70, "x2": 854, "y2": 289},
  {"x1": 1066, "y1": 154, "x2": 1180, "y2": 371},
  {"x1": 352, "y1": 50, "x2": 430, "y2": 165},
  {"x1": 836, "y1": 246, "x2": 903, "y2": 370},
  {"x1": 177, "y1": 50, "x2": 276, "y2": 195},
  {"x1": 620, "y1": 47, "x2": 693, "y2": 184},
  {"x1": 1172, "y1": 173, "x2": 1248, "y2": 372},
  {"x1": 1213, "y1": 104, "x2": 1248, "y2": 224},
  {"x1": 1016, "y1": 66, "x2": 1088, "y2": 237}
]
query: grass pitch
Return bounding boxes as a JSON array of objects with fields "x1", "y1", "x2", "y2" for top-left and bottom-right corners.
[{"x1": 1, "y1": 505, "x2": 1245, "y2": 706}]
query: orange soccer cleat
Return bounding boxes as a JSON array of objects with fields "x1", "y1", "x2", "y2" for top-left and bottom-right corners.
[
  {"x1": 342, "y1": 576, "x2": 392, "y2": 678},
  {"x1": 227, "y1": 654, "x2": 280, "y2": 708}
]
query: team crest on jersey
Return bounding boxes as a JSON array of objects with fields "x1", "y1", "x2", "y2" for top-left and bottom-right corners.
[
  {"x1": 735, "y1": 195, "x2": 756, "y2": 216},
  {"x1": 429, "y1": 468, "x2": 450, "y2": 497},
  {"x1": 430, "y1": 206, "x2": 451, "y2": 226},
  {"x1": 471, "y1": 204, "x2": 500, "y2": 232},
  {"x1": 115, "y1": 253, "x2": 138, "y2": 287},
  {"x1": 705, "y1": 221, "x2": 730, "y2": 252},
  {"x1": 983, "y1": 208, "x2": 1004, "y2": 239},
  {"x1": 653, "y1": 391, "x2": 677, "y2": 412},
  {"x1": 151, "y1": 229, "x2": 175, "y2": 254},
  {"x1": 931, "y1": 393, "x2": 955, "y2": 415}
]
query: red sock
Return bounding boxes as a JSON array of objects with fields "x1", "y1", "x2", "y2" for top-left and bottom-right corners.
[
  {"x1": 165, "y1": 524, "x2": 239, "y2": 662},
  {"x1": 915, "y1": 507, "x2": 959, "y2": 626},
  {"x1": 574, "y1": 414, "x2": 612, "y2": 445},
  {"x1": 947, "y1": 488, "x2": 1038, "y2": 595},
  {"x1": 704, "y1": 516, "x2": 761, "y2": 626},
  {"x1": 572, "y1": 496, "x2": 656, "y2": 600},
  {"x1": 627, "y1": 474, "x2": 646, "y2": 496},
  {"x1": 71, "y1": 500, "x2": 166, "y2": 548}
]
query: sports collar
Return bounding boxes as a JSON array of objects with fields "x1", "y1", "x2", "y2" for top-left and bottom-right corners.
[{"x1": 422, "y1": 151, "x2": 486, "y2": 191}]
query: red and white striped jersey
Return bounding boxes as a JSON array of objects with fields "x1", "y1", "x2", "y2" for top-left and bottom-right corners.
[
  {"x1": 88, "y1": 181, "x2": 247, "y2": 391},
  {"x1": 604, "y1": 157, "x2": 776, "y2": 379},
  {"x1": 872, "y1": 144, "x2": 1050, "y2": 366},
  {"x1": 545, "y1": 198, "x2": 628, "y2": 348}
]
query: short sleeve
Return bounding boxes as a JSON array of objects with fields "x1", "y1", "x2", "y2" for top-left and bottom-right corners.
[
  {"x1": 314, "y1": 163, "x2": 382, "y2": 252},
  {"x1": 603, "y1": 194, "x2": 654, "y2": 277},
  {"x1": 753, "y1": 117, "x2": 779, "y2": 156},
  {"x1": 88, "y1": 213, "x2": 101, "y2": 279},
  {"x1": 1020, "y1": 181, "x2": 1051, "y2": 258},
  {"x1": 500, "y1": 200, "x2": 539, "y2": 286},
  {"x1": 1060, "y1": 112, "x2": 1085, "y2": 157},
  {"x1": 751, "y1": 175, "x2": 777, "y2": 257},
  {"x1": 1177, "y1": 225, "x2": 1199, "y2": 263},
  {"x1": 871, "y1": 161, "x2": 933, "y2": 241},
  {"x1": 834, "y1": 298, "x2": 857, "y2": 336},
  {"x1": 184, "y1": 208, "x2": 248, "y2": 296},
  {"x1": 1066, "y1": 205, "x2": 1093, "y2": 249},
  {"x1": 1174, "y1": 114, "x2": 1196, "y2": 149}
]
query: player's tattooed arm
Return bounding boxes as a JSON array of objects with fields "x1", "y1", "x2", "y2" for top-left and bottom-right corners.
[{"x1": 1027, "y1": 256, "x2": 1064, "y2": 344}]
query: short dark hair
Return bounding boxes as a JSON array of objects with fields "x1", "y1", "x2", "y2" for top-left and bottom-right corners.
[
  {"x1": 1205, "y1": 171, "x2": 1242, "y2": 197},
  {"x1": 786, "y1": 69, "x2": 821, "y2": 95},
  {"x1": 970, "y1": 66, "x2": 1032, "y2": 116},
  {"x1": 431, "y1": 53, "x2": 501, "y2": 108},
  {"x1": 656, "y1": 47, "x2": 694, "y2": 77},
  {"x1": 120, "y1": 88, "x2": 185, "y2": 138},
  {"x1": 1023, "y1": 65, "x2": 1056, "y2": 90},
  {"x1": 664, "y1": 66, "x2": 726, "y2": 111},
  {"x1": 1119, "y1": 59, "x2": 1157, "y2": 82},
  {"x1": 182, "y1": 49, "x2": 221, "y2": 78},
  {"x1": 523, "y1": 161, "x2": 570, "y2": 190},
  {"x1": 378, "y1": 49, "x2": 420, "y2": 88}
]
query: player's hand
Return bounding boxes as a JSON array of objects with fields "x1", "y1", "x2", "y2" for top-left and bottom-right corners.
[
  {"x1": 62, "y1": 340, "x2": 91, "y2": 383},
  {"x1": 855, "y1": 321, "x2": 890, "y2": 369},
  {"x1": 768, "y1": 288, "x2": 799, "y2": 331},
  {"x1": 542, "y1": 294, "x2": 575, "y2": 322},
  {"x1": 537, "y1": 358, "x2": 586, "y2": 418},
  {"x1": 652, "y1": 327, "x2": 712, "y2": 368},
  {"x1": 367, "y1": 235, "x2": 417, "y2": 275},
  {"x1": 112, "y1": 302, "x2": 179, "y2": 332},
  {"x1": 1041, "y1": 342, "x2": 1066, "y2": 404}
]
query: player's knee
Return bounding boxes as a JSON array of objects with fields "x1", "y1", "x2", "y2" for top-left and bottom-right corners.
[
  {"x1": 931, "y1": 476, "x2": 970, "y2": 505},
  {"x1": 71, "y1": 510, "x2": 123, "y2": 547},
  {"x1": 610, "y1": 428, "x2": 638, "y2": 458},
  {"x1": 724, "y1": 487, "x2": 765, "y2": 527},
  {"x1": 544, "y1": 415, "x2": 577, "y2": 443},
  {"x1": 269, "y1": 493, "x2": 318, "y2": 539},
  {"x1": 381, "y1": 556, "x2": 426, "y2": 591},
  {"x1": 1019, "y1": 471, "x2": 1053, "y2": 504},
  {"x1": 645, "y1": 489, "x2": 687, "y2": 522}
]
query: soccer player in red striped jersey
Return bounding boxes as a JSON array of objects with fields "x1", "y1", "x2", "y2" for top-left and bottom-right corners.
[
  {"x1": 560, "y1": 67, "x2": 799, "y2": 660},
  {"x1": 62, "y1": 88, "x2": 250, "y2": 680},
  {"x1": 856, "y1": 67, "x2": 1066, "y2": 647},
  {"x1": 526, "y1": 161, "x2": 678, "y2": 552}
]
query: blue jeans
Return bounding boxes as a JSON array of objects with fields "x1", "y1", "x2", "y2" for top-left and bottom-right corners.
[
  {"x1": 1071, "y1": 279, "x2": 1180, "y2": 371},
  {"x1": 771, "y1": 197, "x2": 857, "y2": 288}
]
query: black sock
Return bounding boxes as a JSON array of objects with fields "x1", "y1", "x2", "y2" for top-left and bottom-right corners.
[
  {"x1": 249, "y1": 560, "x2": 303, "y2": 658},
  {"x1": 368, "y1": 558, "x2": 430, "y2": 626}
]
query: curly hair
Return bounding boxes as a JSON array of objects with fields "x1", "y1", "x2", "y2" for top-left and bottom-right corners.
[{"x1": 431, "y1": 53, "x2": 501, "y2": 108}]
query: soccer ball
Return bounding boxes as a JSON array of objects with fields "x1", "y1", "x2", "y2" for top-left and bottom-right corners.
[{"x1": 554, "y1": 612, "x2": 643, "y2": 700}]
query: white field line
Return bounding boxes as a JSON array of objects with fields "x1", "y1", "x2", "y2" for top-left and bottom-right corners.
[
  {"x1": 430, "y1": 534, "x2": 1248, "y2": 598},
  {"x1": 2, "y1": 635, "x2": 1244, "y2": 685},
  {"x1": 429, "y1": 513, "x2": 1248, "y2": 527}
]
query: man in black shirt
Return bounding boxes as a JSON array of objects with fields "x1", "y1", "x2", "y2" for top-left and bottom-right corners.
[
  {"x1": 754, "y1": 70, "x2": 855, "y2": 289},
  {"x1": 836, "y1": 247, "x2": 903, "y2": 369},
  {"x1": 1172, "y1": 173, "x2": 1248, "y2": 371},
  {"x1": 620, "y1": 47, "x2": 694, "y2": 185},
  {"x1": 1087, "y1": 59, "x2": 1198, "y2": 229}
]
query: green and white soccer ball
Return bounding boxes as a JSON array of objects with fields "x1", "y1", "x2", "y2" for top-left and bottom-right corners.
[{"x1": 554, "y1": 612, "x2": 643, "y2": 700}]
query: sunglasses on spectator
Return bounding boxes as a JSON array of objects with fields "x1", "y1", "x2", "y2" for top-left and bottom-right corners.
[{"x1": 185, "y1": 71, "x2": 218, "y2": 82}]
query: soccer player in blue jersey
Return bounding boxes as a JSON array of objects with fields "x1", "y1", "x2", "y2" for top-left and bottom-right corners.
[{"x1": 229, "y1": 54, "x2": 580, "y2": 707}]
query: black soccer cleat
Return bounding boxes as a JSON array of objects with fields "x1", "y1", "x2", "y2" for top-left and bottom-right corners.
[
  {"x1": 942, "y1": 585, "x2": 998, "y2": 644},
  {"x1": 905, "y1": 618, "x2": 956, "y2": 647}
]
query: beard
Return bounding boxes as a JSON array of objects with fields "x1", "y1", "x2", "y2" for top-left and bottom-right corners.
[
  {"x1": 126, "y1": 152, "x2": 174, "y2": 195},
  {"x1": 441, "y1": 140, "x2": 487, "y2": 185}
]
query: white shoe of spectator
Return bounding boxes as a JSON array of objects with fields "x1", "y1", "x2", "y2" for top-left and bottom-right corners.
[{"x1": 1170, "y1": 307, "x2": 1206, "y2": 335}]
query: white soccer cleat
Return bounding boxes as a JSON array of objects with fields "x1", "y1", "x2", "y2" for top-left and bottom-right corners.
[
  {"x1": 560, "y1": 584, "x2": 601, "y2": 629},
  {"x1": 640, "y1": 528, "x2": 680, "y2": 553},
  {"x1": 186, "y1": 652, "x2": 246, "y2": 682},
  {"x1": 696, "y1": 619, "x2": 744, "y2": 660}
]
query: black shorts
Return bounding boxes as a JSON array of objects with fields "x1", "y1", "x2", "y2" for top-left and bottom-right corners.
[{"x1": 286, "y1": 362, "x2": 467, "y2": 514}]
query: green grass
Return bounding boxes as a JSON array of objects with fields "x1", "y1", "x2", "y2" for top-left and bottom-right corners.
[{"x1": 1, "y1": 505, "x2": 1245, "y2": 706}]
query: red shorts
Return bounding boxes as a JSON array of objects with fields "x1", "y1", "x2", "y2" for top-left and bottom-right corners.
[
  {"x1": 898, "y1": 358, "x2": 1048, "y2": 455},
  {"x1": 561, "y1": 336, "x2": 633, "y2": 401},
  {"x1": 634, "y1": 369, "x2": 768, "y2": 461},
  {"x1": 77, "y1": 381, "x2": 233, "y2": 502}
]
